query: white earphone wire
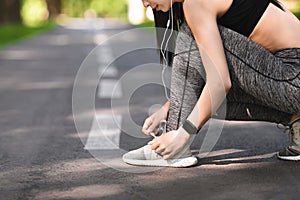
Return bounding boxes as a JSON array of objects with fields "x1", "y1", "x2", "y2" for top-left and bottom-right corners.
[{"x1": 160, "y1": 0, "x2": 173, "y2": 101}]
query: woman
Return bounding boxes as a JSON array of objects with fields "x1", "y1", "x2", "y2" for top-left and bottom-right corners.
[{"x1": 123, "y1": 0, "x2": 300, "y2": 167}]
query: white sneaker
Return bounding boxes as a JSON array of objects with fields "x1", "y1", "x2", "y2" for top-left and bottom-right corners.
[{"x1": 122, "y1": 144, "x2": 198, "y2": 168}]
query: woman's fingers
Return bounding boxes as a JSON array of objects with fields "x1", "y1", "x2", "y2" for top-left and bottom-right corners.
[
  {"x1": 149, "y1": 138, "x2": 174, "y2": 159},
  {"x1": 151, "y1": 138, "x2": 167, "y2": 155},
  {"x1": 147, "y1": 124, "x2": 158, "y2": 135},
  {"x1": 142, "y1": 106, "x2": 168, "y2": 136},
  {"x1": 143, "y1": 117, "x2": 160, "y2": 136},
  {"x1": 162, "y1": 148, "x2": 175, "y2": 159},
  {"x1": 155, "y1": 145, "x2": 166, "y2": 154},
  {"x1": 142, "y1": 117, "x2": 152, "y2": 135},
  {"x1": 151, "y1": 140, "x2": 160, "y2": 150}
]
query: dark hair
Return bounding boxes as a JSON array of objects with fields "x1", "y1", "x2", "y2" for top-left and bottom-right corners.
[
  {"x1": 152, "y1": 2, "x2": 184, "y2": 66},
  {"x1": 152, "y1": 0, "x2": 284, "y2": 65},
  {"x1": 270, "y1": 0, "x2": 284, "y2": 11}
]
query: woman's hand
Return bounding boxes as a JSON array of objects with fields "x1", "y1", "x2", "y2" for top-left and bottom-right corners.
[
  {"x1": 149, "y1": 128, "x2": 193, "y2": 160},
  {"x1": 142, "y1": 102, "x2": 170, "y2": 136}
]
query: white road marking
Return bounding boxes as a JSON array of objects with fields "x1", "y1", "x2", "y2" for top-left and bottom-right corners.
[
  {"x1": 65, "y1": 18, "x2": 106, "y2": 30},
  {"x1": 98, "y1": 66, "x2": 118, "y2": 77},
  {"x1": 98, "y1": 79, "x2": 122, "y2": 99},
  {"x1": 86, "y1": 31, "x2": 123, "y2": 150},
  {"x1": 85, "y1": 114, "x2": 122, "y2": 150},
  {"x1": 94, "y1": 33, "x2": 109, "y2": 45},
  {"x1": 97, "y1": 49, "x2": 114, "y2": 64},
  {"x1": 96, "y1": 45, "x2": 113, "y2": 57},
  {"x1": 96, "y1": 42, "x2": 118, "y2": 78}
]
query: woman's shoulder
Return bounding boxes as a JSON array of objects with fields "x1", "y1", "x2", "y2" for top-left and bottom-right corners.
[{"x1": 183, "y1": 0, "x2": 233, "y2": 18}]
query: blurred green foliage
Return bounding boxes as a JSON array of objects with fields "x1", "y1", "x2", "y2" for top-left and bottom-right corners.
[
  {"x1": 20, "y1": 0, "x2": 128, "y2": 26},
  {"x1": 14, "y1": 0, "x2": 300, "y2": 29},
  {"x1": 62, "y1": 0, "x2": 91, "y2": 18},
  {"x1": 21, "y1": 0, "x2": 48, "y2": 26},
  {"x1": 62, "y1": 0, "x2": 128, "y2": 18},
  {"x1": 90, "y1": 0, "x2": 128, "y2": 18},
  {"x1": 1, "y1": 0, "x2": 128, "y2": 47},
  {"x1": 21, "y1": 0, "x2": 298, "y2": 26},
  {"x1": 0, "y1": 22, "x2": 56, "y2": 48}
]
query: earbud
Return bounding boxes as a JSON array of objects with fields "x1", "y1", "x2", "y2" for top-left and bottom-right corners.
[{"x1": 167, "y1": 19, "x2": 170, "y2": 28}]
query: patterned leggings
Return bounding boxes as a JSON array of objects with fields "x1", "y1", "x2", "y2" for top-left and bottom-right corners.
[{"x1": 166, "y1": 22, "x2": 300, "y2": 131}]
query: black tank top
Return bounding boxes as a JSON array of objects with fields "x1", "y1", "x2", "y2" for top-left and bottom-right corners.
[{"x1": 218, "y1": 0, "x2": 271, "y2": 37}]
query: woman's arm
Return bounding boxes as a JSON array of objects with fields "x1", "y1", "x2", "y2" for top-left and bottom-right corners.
[
  {"x1": 183, "y1": 0, "x2": 232, "y2": 129},
  {"x1": 151, "y1": 0, "x2": 232, "y2": 159},
  {"x1": 142, "y1": 101, "x2": 170, "y2": 135}
]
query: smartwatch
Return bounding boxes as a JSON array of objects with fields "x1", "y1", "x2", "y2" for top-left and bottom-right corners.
[{"x1": 182, "y1": 119, "x2": 200, "y2": 135}]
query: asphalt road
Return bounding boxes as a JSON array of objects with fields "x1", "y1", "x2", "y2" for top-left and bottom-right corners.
[{"x1": 0, "y1": 18, "x2": 299, "y2": 200}]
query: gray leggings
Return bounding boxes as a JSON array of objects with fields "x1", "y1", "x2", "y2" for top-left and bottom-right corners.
[{"x1": 167, "y1": 22, "x2": 300, "y2": 131}]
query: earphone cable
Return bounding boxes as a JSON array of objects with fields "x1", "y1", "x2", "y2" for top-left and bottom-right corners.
[{"x1": 160, "y1": 0, "x2": 174, "y2": 101}]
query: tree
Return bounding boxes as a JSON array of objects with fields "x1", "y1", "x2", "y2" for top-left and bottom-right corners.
[
  {"x1": 0, "y1": 0, "x2": 22, "y2": 24},
  {"x1": 45, "y1": 0, "x2": 62, "y2": 18}
]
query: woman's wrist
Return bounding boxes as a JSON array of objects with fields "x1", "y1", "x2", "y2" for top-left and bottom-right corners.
[
  {"x1": 177, "y1": 126, "x2": 193, "y2": 141},
  {"x1": 182, "y1": 119, "x2": 201, "y2": 135}
]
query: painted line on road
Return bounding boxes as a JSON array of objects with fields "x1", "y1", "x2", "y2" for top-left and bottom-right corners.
[
  {"x1": 94, "y1": 33, "x2": 109, "y2": 45},
  {"x1": 96, "y1": 45, "x2": 114, "y2": 64},
  {"x1": 85, "y1": 114, "x2": 122, "y2": 150},
  {"x1": 98, "y1": 79, "x2": 123, "y2": 99},
  {"x1": 89, "y1": 32, "x2": 123, "y2": 150},
  {"x1": 98, "y1": 65, "x2": 118, "y2": 77},
  {"x1": 96, "y1": 42, "x2": 119, "y2": 78}
]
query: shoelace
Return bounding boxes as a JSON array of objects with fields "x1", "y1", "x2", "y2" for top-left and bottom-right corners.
[{"x1": 150, "y1": 120, "x2": 167, "y2": 138}]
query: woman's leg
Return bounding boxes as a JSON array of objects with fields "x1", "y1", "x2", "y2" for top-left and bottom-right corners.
[
  {"x1": 225, "y1": 83, "x2": 292, "y2": 124},
  {"x1": 166, "y1": 22, "x2": 296, "y2": 131},
  {"x1": 219, "y1": 26, "x2": 300, "y2": 116},
  {"x1": 166, "y1": 23, "x2": 204, "y2": 131}
]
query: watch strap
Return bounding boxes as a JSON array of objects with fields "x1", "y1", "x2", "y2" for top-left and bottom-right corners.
[{"x1": 182, "y1": 119, "x2": 200, "y2": 135}]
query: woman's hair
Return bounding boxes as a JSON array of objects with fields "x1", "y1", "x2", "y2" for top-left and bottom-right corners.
[
  {"x1": 270, "y1": 0, "x2": 284, "y2": 10},
  {"x1": 153, "y1": 2, "x2": 184, "y2": 66},
  {"x1": 152, "y1": 0, "x2": 284, "y2": 65}
]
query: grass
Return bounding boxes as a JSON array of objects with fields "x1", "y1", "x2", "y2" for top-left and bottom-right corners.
[
  {"x1": 0, "y1": 22, "x2": 57, "y2": 48},
  {"x1": 131, "y1": 20, "x2": 155, "y2": 28}
]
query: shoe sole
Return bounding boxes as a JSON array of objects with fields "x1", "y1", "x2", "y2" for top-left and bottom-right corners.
[
  {"x1": 123, "y1": 156, "x2": 198, "y2": 168},
  {"x1": 276, "y1": 153, "x2": 300, "y2": 161}
]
